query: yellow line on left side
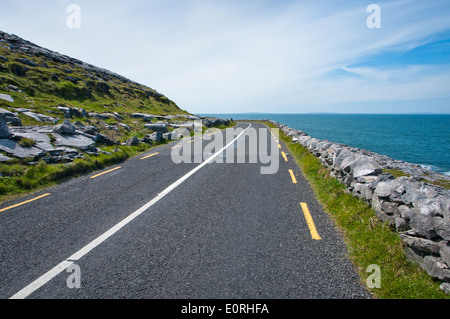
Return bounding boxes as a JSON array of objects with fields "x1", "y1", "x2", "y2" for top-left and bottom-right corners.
[
  {"x1": 0, "y1": 193, "x2": 51, "y2": 213},
  {"x1": 90, "y1": 166, "x2": 122, "y2": 179}
]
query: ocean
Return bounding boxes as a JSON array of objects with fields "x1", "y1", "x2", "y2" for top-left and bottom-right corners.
[{"x1": 200, "y1": 113, "x2": 450, "y2": 176}]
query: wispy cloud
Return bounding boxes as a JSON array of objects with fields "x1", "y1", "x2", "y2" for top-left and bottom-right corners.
[{"x1": 1, "y1": 0, "x2": 449, "y2": 113}]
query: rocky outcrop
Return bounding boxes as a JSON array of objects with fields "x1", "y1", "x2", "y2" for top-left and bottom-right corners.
[
  {"x1": 268, "y1": 120, "x2": 450, "y2": 291},
  {"x1": 0, "y1": 30, "x2": 166, "y2": 100},
  {"x1": 0, "y1": 108, "x2": 233, "y2": 162},
  {"x1": 53, "y1": 119, "x2": 77, "y2": 135},
  {"x1": 0, "y1": 107, "x2": 21, "y2": 126},
  {"x1": 144, "y1": 132, "x2": 163, "y2": 143},
  {"x1": 144, "y1": 123, "x2": 168, "y2": 133},
  {"x1": 127, "y1": 136, "x2": 139, "y2": 146},
  {"x1": 0, "y1": 93, "x2": 14, "y2": 103},
  {"x1": 57, "y1": 106, "x2": 88, "y2": 119},
  {"x1": 0, "y1": 30, "x2": 236, "y2": 164},
  {"x1": 202, "y1": 118, "x2": 231, "y2": 128},
  {"x1": 0, "y1": 138, "x2": 45, "y2": 159},
  {"x1": 131, "y1": 113, "x2": 155, "y2": 122},
  {"x1": 22, "y1": 111, "x2": 57, "y2": 124},
  {"x1": 0, "y1": 117, "x2": 12, "y2": 138}
]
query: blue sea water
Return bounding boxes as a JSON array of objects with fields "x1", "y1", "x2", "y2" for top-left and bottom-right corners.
[{"x1": 200, "y1": 113, "x2": 450, "y2": 175}]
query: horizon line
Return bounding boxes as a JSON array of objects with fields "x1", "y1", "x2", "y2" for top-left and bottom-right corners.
[{"x1": 197, "y1": 112, "x2": 450, "y2": 115}]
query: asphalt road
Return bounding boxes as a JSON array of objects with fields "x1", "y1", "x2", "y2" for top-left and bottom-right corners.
[{"x1": 0, "y1": 122, "x2": 370, "y2": 299}]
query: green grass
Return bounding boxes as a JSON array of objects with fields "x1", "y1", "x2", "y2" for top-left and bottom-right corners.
[
  {"x1": 383, "y1": 169, "x2": 450, "y2": 190},
  {"x1": 0, "y1": 42, "x2": 195, "y2": 201},
  {"x1": 430, "y1": 178, "x2": 450, "y2": 190},
  {"x1": 0, "y1": 45, "x2": 188, "y2": 119},
  {"x1": 383, "y1": 168, "x2": 410, "y2": 178},
  {"x1": 262, "y1": 121, "x2": 449, "y2": 299},
  {"x1": 17, "y1": 137, "x2": 36, "y2": 148},
  {"x1": 0, "y1": 122, "x2": 237, "y2": 203}
]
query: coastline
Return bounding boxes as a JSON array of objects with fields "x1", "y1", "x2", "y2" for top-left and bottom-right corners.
[
  {"x1": 265, "y1": 119, "x2": 450, "y2": 291},
  {"x1": 263, "y1": 118, "x2": 450, "y2": 187},
  {"x1": 202, "y1": 113, "x2": 450, "y2": 177}
]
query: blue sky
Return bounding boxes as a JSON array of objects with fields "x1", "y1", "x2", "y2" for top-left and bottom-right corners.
[{"x1": 1, "y1": 0, "x2": 449, "y2": 114}]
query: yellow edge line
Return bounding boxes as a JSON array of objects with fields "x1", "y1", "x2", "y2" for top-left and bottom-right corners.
[
  {"x1": 300, "y1": 202, "x2": 322, "y2": 240},
  {"x1": 171, "y1": 145, "x2": 181, "y2": 149},
  {"x1": 288, "y1": 169, "x2": 297, "y2": 184},
  {"x1": 0, "y1": 193, "x2": 51, "y2": 213},
  {"x1": 90, "y1": 166, "x2": 122, "y2": 179},
  {"x1": 281, "y1": 151, "x2": 288, "y2": 162},
  {"x1": 141, "y1": 152, "x2": 159, "y2": 160}
]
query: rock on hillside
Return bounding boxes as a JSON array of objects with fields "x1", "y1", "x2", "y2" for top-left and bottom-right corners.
[{"x1": 0, "y1": 30, "x2": 234, "y2": 164}]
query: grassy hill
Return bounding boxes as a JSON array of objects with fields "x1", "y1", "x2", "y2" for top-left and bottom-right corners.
[
  {"x1": 0, "y1": 30, "x2": 223, "y2": 200},
  {"x1": 0, "y1": 30, "x2": 188, "y2": 124}
]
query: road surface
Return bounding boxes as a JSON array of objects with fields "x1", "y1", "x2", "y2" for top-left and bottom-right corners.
[{"x1": 0, "y1": 122, "x2": 370, "y2": 300}]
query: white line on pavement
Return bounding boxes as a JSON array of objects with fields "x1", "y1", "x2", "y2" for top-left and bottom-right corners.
[{"x1": 10, "y1": 124, "x2": 251, "y2": 299}]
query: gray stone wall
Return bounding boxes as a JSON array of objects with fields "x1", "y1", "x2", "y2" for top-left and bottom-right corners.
[{"x1": 268, "y1": 120, "x2": 450, "y2": 292}]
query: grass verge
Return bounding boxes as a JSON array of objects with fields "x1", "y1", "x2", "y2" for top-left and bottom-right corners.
[
  {"x1": 262, "y1": 121, "x2": 449, "y2": 299},
  {"x1": 0, "y1": 121, "x2": 237, "y2": 203}
]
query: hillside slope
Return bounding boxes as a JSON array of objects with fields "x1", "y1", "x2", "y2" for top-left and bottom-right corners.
[
  {"x1": 0, "y1": 30, "x2": 185, "y2": 117},
  {"x1": 0, "y1": 30, "x2": 232, "y2": 199}
]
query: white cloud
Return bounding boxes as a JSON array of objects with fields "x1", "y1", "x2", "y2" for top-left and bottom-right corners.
[{"x1": 1, "y1": 0, "x2": 449, "y2": 113}]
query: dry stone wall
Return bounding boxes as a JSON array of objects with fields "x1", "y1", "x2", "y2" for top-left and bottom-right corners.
[{"x1": 268, "y1": 120, "x2": 450, "y2": 292}]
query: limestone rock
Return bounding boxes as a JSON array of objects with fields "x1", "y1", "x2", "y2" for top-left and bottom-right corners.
[
  {"x1": 400, "y1": 233, "x2": 443, "y2": 255},
  {"x1": 0, "y1": 107, "x2": 21, "y2": 126},
  {"x1": 88, "y1": 113, "x2": 111, "y2": 120},
  {"x1": 0, "y1": 117, "x2": 12, "y2": 138},
  {"x1": 145, "y1": 132, "x2": 163, "y2": 142},
  {"x1": 374, "y1": 180, "x2": 396, "y2": 198},
  {"x1": 23, "y1": 111, "x2": 57, "y2": 124},
  {"x1": 113, "y1": 112, "x2": 124, "y2": 120},
  {"x1": 132, "y1": 113, "x2": 154, "y2": 122},
  {"x1": 53, "y1": 119, "x2": 77, "y2": 135},
  {"x1": 440, "y1": 282, "x2": 450, "y2": 294},
  {"x1": 127, "y1": 136, "x2": 139, "y2": 146},
  {"x1": 16, "y1": 57, "x2": 37, "y2": 67},
  {"x1": 0, "y1": 153, "x2": 12, "y2": 162},
  {"x1": 52, "y1": 133, "x2": 96, "y2": 150},
  {"x1": 202, "y1": 117, "x2": 230, "y2": 128},
  {"x1": 0, "y1": 138, "x2": 44, "y2": 158},
  {"x1": 0, "y1": 93, "x2": 14, "y2": 103},
  {"x1": 12, "y1": 131, "x2": 53, "y2": 152},
  {"x1": 351, "y1": 157, "x2": 383, "y2": 178},
  {"x1": 440, "y1": 245, "x2": 450, "y2": 267},
  {"x1": 410, "y1": 198, "x2": 445, "y2": 239},
  {"x1": 57, "y1": 106, "x2": 87, "y2": 119},
  {"x1": 118, "y1": 123, "x2": 130, "y2": 131},
  {"x1": 95, "y1": 133, "x2": 116, "y2": 146},
  {"x1": 423, "y1": 256, "x2": 450, "y2": 282},
  {"x1": 144, "y1": 123, "x2": 168, "y2": 133}
]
